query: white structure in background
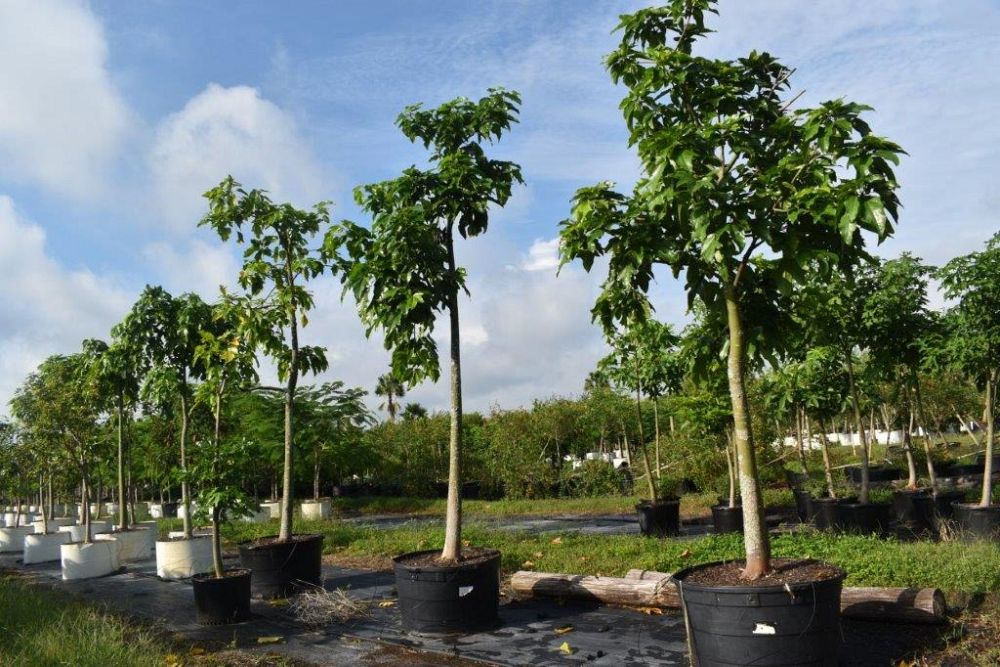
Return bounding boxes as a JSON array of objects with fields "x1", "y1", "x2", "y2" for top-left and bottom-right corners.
[{"x1": 566, "y1": 450, "x2": 631, "y2": 470}]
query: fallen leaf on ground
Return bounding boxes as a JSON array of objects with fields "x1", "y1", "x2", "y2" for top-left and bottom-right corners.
[
  {"x1": 522, "y1": 560, "x2": 535, "y2": 569},
  {"x1": 558, "y1": 641, "x2": 574, "y2": 655},
  {"x1": 680, "y1": 549, "x2": 692, "y2": 559},
  {"x1": 554, "y1": 625, "x2": 574, "y2": 635},
  {"x1": 533, "y1": 551, "x2": 544, "y2": 558},
  {"x1": 462, "y1": 540, "x2": 470, "y2": 547},
  {"x1": 378, "y1": 600, "x2": 396, "y2": 608},
  {"x1": 190, "y1": 646, "x2": 206, "y2": 655},
  {"x1": 550, "y1": 537, "x2": 562, "y2": 545},
  {"x1": 638, "y1": 607, "x2": 664, "y2": 615},
  {"x1": 257, "y1": 636, "x2": 284, "y2": 645}
]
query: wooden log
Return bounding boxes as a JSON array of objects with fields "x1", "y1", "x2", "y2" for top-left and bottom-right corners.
[
  {"x1": 510, "y1": 570, "x2": 945, "y2": 624},
  {"x1": 624, "y1": 569, "x2": 945, "y2": 624}
]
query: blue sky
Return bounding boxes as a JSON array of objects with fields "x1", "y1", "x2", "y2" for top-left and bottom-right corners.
[{"x1": 2, "y1": 0, "x2": 999, "y2": 416}]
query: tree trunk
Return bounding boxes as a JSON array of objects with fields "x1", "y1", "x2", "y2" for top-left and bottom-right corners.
[
  {"x1": 212, "y1": 387, "x2": 225, "y2": 578},
  {"x1": 441, "y1": 233, "x2": 464, "y2": 563},
  {"x1": 901, "y1": 403, "x2": 919, "y2": 489},
  {"x1": 818, "y1": 417, "x2": 837, "y2": 499},
  {"x1": 313, "y1": 443, "x2": 321, "y2": 501},
  {"x1": 795, "y1": 407, "x2": 808, "y2": 475},
  {"x1": 980, "y1": 375, "x2": 995, "y2": 508},
  {"x1": 117, "y1": 398, "x2": 127, "y2": 531},
  {"x1": 845, "y1": 350, "x2": 871, "y2": 504},
  {"x1": 279, "y1": 321, "x2": 299, "y2": 542},
  {"x1": 724, "y1": 429, "x2": 736, "y2": 508},
  {"x1": 82, "y1": 467, "x2": 92, "y2": 544},
  {"x1": 633, "y1": 369, "x2": 657, "y2": 502},
  {"x1": 724, "y1": 288, "x2": 769, "y2": 578},
  {"x1": 653, "y1": 399, "x2": 661, "y2": 480},
  {"x1": 180, "y1": 391, "x2": 192, "y2": 538},
  {"x1": 912, "y1": 375, "x2": 938, "y2": 495}
]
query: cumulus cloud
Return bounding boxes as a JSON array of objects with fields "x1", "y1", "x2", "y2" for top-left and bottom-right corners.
[
  {"x1": 521, "y1": 238, "x2": 561, "y2": 272},
  {"x1": 0, "y1": 0, "x2": 132, "y2": 199},
  {"x1": 150, "y1": 84, "x2": 327, "y2": 232},
  {"x1": 0, "y1": 196, "x2": 131, "y2": 411}
]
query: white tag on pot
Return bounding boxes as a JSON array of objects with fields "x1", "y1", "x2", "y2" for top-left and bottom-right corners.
[
  {"x1": 458, "y1": 585, "x2": 474, "y2": 597},
  {"x1": 752, "y1": 622, "x2": 776, "y2": 635}
]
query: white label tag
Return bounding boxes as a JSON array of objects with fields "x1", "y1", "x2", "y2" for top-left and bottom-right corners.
[
  {"x1": 752, "y1": 622, "x2": 776, "y2": 635},
  {"x1": 458, "y1": 585, "x2": 474, "y2": 597}
]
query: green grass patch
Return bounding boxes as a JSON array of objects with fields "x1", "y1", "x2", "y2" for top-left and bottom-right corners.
[
  {"x1": 201, "y1": 517, "x2": 1000, "y2": 594},
  {"x1": 0, "y1": 574, "x2": 170, "y2": 666}
]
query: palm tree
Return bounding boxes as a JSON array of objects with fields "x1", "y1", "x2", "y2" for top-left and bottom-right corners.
[{"x1": 375, "y1": 373, "x2": 406, "y2": 423}]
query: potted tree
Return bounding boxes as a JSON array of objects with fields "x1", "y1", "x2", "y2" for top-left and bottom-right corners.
[
  {"x1": 327, "y1": 88, "x2": 522, "y2": 633},
  {"x1": 201, "y1": 178, "x2": 330, "y2": 599},
  {"x1": 298, "y1": 383, "x2": 372, "y2": 521},
  {"x1": 938, "y1": 233, "x2": 1000, "y2": 538},
  {"x1": 187, "y1": 307, "x2": 259, "y2": 624},
  {"x1": 559, "y1": 1, "x2": 902, "y2": 663},
  {"x1": 598, "y1": 320, "x2": 681, "y2": 536},
  {"x1": 15, "y1": 351, "x2": 121, "y2": 578},
  {"x1": 127, "y1": 287, "x2": 217, "y2": 578}
]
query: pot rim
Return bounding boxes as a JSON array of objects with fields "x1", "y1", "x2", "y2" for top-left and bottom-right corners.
[
  {"x1": 671, "y1": 558, "x2": 846, "y2": 593},
  {"x1": 392, "y1": 547, "x2": 500, "y2": 573},
  {"x1": 192, "y1": 568, "x2": 252, "y2": 583},
  {"x1": 237, "y1": 532, "x2": 324, "y2": 551}
]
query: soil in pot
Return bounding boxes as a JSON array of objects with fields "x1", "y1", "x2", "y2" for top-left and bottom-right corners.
[
  {"x1": 636, "y1": 499, "x2": 680, "y2": 537},
  {"x1": 238, "y1": 533, "x2": 324, "y2": 599},
  {"x1": 672, "y1": 559, "x2": 846, "y2": 667},
  {"x1": 710, "y1": 505, "x2": 743, "y2": 534},
  {"x1": 192, "y1": 569, "x2": 252, "y2": 625},
  {"x1": 952, "y1": 503, "x2": 1000, "y2": 539},
  {"x1": 393, "y1": 547, "x2": 500, "y2": 634},
  {"x1": 835, "y1": 501, "x2": 892, "y2": 535}
]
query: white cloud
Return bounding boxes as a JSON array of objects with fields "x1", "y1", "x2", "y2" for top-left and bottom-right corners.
[
  {"x1": 141, "y1": 238, "x2": 241, "y2": 297},
  {"x1": 0, "y1": 196, "x2": 131, "y2": 412},
  {"x1": 0, "y1": 0, "x2": 132, "y2": 199},
  {"x1": 521, "y1": 237, "x2": 561, "y2": 272},
  {"x1": 150, "y1": 84, "x2": 327, "y2": 233}
]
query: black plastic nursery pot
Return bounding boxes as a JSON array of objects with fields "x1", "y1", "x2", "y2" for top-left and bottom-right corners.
[
  {"x1": 892, "y1": 489, "x2": 934, "y2": 531},
  {"x1": 393, "y1": 548, "x2": 501, "y2": 634},
  {"x1": 192, "y1": 569, "x2": 251, "y2": 625},
  {"x1": 238, "y1": 534, "x2": 324, "y2": 599},
  {"x1": 671, "y1": 560, "x2": 846, "y2": 667},
  {"x1": 943, "y1": 463, "x2": 981, "y2": 478},
  {"x1": 933, "y1": 490, "x2": 965, "y2": 519},
  {"x1": 710, "y1": 505, "x2": 743, "y2": 534},
  {"x1": 636, "y1": 499, "x2": 681, "y2": 537},
  {"x1": 793, "y1": 489, "x2": 813, "y2": 522},
  {"x1": 952, "y1": 503, "x2": 1000, "y2": 539},
  {"x1": 845, "y1": 466, "x2": 902, "y2": 484},
  {"x1": 835, "y1": 501, "x2": 892, "y2": 535},
  {"x1": 810, "y1": 497, "x2": 845, "y2": 531}
]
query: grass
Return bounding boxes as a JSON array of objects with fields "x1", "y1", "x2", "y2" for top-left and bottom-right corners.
[
  {"x1": 199, "y1": 516, "x2": 1000, "y2": 594},
  {"x1": 0, "y1": 573, "x2": 170, "y2": 666}
]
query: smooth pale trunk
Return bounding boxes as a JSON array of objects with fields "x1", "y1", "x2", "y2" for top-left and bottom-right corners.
[
  {"x1": 442, "y1": 233, "x2": 464, "y2": 563},
  {"x1": 725, "y1": 290, "x2": 769, "y2": 578},
  {"x1": 817, "y1": 417, "x2": 837, "y2": 499},
  {"x1": 980, "y1": 377, "x2": 995, "y2": 507},
  {"x1": 912, "y1": 377, "x2": 939, "y2": 494},
  {"x1": 845, "y1": 351, "x2": 871, "y2": 504},
  {"x1": 902, "y1": 411, "x2": 919, "y2": 489}
]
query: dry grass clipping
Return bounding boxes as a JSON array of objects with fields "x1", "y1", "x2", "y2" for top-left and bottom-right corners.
[{"x1": 287, "y1": 588, "x2": 371, "y2": 627}]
